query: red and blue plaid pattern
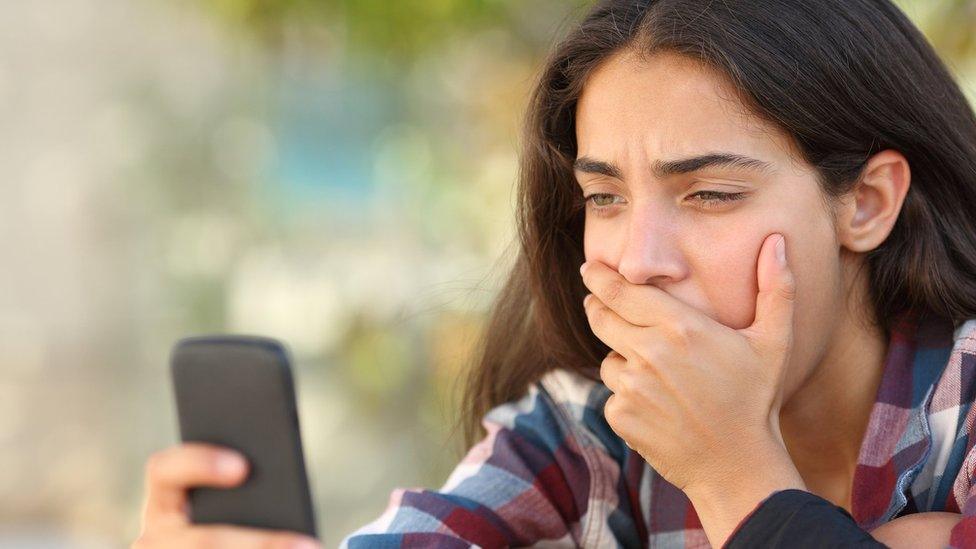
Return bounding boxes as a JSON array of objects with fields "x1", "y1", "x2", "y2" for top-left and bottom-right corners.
[{"x1": 341, "y1": 309, "x2": 976, "y2": 548}]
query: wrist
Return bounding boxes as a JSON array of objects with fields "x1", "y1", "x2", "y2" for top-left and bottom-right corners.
[
  {"x1": 683, "y1": 439, "x2": 806, "y2": 548},
  {"x1": 685, "y1": 434, "x2": 801, "y2": 499}
]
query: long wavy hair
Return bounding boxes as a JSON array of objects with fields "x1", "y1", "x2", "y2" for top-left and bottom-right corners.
[{"x1": 453, "y1": 0, "x2": 976, "y2": 449}]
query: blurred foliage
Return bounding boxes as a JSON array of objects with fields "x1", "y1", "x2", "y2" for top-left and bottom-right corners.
[
  {"x1": 340, "y1": 313, "x2": 415, "y2": 403},
  {"x1": 929, "y1": 0, "x2": 976, "y2": 62},
  {"x1": 197, "y1": 0, "x2": 976, "y2": 73},
  {"x1": 199, "y1": 0, "x2": 592, "y2": 59}
]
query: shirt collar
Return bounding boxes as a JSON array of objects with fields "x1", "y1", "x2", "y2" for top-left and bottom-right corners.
[{"x1": 851, "y1": 307, "x2": 957, "y2": 530}]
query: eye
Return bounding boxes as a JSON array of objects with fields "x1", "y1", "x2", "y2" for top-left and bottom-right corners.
[
  {"x1": 584, "y1": 190, "x2": 747, "y2": 216},
  {"x1": 585, "y1": 193, "x2": 622, "y2": 207},
  {"x1": 583, "y1": 193, "x2": 624, "y2": 217},
  {"x1": 687, "y1": 190, "x2": 747, "y2": 208}
]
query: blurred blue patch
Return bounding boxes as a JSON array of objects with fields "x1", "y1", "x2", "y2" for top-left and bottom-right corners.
[{"x1": 268, "y1": 57, "x2": 403, "y2": 222}]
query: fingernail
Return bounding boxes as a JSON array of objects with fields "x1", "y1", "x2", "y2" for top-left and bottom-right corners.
[
  {"x1": 218, "y1": 452, "x2": 246, "y2": 476},
  {"x1": 580, "y1": 262, "x2": 589, "y2": 276},
  {"x1": 776, "y1": 235, "x2": 786, "y2": 266},
  {"x1": 583, "y1": 293, "x2": 593, "y2": 306}
]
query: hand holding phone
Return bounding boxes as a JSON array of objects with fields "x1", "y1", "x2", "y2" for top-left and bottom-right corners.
[
  {"x1": 134, "y1": 442, "x2": 321, "y2": 549},
  {"x1": 135, "y1": 335, "x2": 320, "y2": 547}
]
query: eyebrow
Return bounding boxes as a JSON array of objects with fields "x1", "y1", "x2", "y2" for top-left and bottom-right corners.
[{"x1": 572, "y1": 152, "x2": 775, "y2": 180}]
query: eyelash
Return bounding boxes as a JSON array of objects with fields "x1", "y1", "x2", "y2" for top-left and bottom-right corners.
[{"x1": 582, "y1": 190, "x2": 746, "y2": 216}]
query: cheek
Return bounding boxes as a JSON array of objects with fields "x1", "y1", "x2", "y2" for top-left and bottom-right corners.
[
  {"x1": 690, "y1": 204, "x2": 831, "y2": 330},
  {"x1": 693, "y1": 235, "x2": 763, "y2": 330},
  {"x1": 696, "y1": 226, "x2": 830, "y2": 331},
  {"x1": 582, "y1": 219, "x2": 612, "y2": 261}
]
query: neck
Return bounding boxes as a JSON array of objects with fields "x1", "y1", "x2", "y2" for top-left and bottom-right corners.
[{"x1": 779, "y1": 268, "x2": 888, "y2": 484}]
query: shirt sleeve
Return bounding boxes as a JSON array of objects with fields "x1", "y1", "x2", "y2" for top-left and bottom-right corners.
[
  {"x1": 721, "y1": 489, "x2": 889, "y2": 548},
  {"x1": 725, "y1": 427, "x2": 976, "y2": 549},
  {"x1": 337, "y1": 383, "x2": 596, "y2": 548}
]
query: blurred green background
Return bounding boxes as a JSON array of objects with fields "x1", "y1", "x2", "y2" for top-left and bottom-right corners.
[{"x1": 0, "y1": 0, "x2": 973, "y2": 547}]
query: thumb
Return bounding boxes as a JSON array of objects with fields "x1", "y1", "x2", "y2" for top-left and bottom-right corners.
[{"x1": 746, "y1": 233, "x2": 796, "y2": 353}]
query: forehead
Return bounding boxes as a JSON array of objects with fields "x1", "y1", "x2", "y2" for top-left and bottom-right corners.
[{"x1": 575, "y1": 49, "x2": 794, "y2": 163}]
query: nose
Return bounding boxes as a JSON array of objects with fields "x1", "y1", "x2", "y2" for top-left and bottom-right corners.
[{"x1": 615, "y1": 203, "x2": 686, "y2": 286}]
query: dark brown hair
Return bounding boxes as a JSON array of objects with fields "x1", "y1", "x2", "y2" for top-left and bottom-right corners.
[{"x1": 454, "y1": 0, "x2": 976, "y2": 449}]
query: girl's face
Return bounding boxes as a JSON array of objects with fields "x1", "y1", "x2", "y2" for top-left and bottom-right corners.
[{"x1": 576, "y1": 49, "x2": 848, "y2": 397}]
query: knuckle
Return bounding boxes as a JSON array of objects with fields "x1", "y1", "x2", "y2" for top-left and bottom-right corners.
[
  {"x1": 667, "y1": 321, "x2": 692, "y2": 344},
  {"x1": 778, "y1": 274, "x2": 797, "y2": 300},
  {"x1": 604, "y1": 393, "x2": 620, "y2": 419},
  {"x1": 618, "y1": 369, "x2": 638, "y2": 396},
  {"x1": 604, "y1": 279, "x2": 625, "y2": 304},
  {"x1": 601, "y1": 350, "x2": 621, "y2": 366},
  {"x1": 604, "y1": 395, "x2": 629, "y2": 440},
  {"x1": 636, "y1": 344, "x2": 660, "y2": 369},
  {"x1": 590, "y1": 303, "x2": 607, "y2": 325},
  {"x1": 600, "y1": 356, "x2": 617, "y2": 387},
  {"x1": 778, "y1": 284, "x2": 796, "y2": 301}
]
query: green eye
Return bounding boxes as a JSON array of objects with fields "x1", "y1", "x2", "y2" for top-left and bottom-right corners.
[
  {"x1": 582, "y1": 193, "x2": 623, "y2": 217},
  {"x1": 586, "y1": 193, "x2": 620, "y2": 207}
]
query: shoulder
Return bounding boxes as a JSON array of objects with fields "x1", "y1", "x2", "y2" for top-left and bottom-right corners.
[
  {"x1": 534, "y1": 368, "x2": 630, "y2": 460},
  {"x1": 947, "y1": 320, "x2": 976, "y2": 498},
  {"x1": 338, "y1": 368, "x2": 631, "y2": 548},
  {"x1": 479, "y1": 368, "x2": 626, "y2": 463},
  {"x1": 916, "y1": 317, "x2": 976, "y2": 513},
  {"x1": 949, "y1": 318, "x2": 976, "y2": 366},
  {"x1": 941, "y1": 318, "x2": 976, "y2": 549},
  {"x1": 925, "y1": 317, "x2": 976, "y2": 431},
  {"x1": 928, "y1": 317, "x2": 976, "y2": 429}
]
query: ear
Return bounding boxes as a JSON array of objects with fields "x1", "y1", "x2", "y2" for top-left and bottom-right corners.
[{"x1": 836, "y1": 149, "x2": 911, "y2": 253}]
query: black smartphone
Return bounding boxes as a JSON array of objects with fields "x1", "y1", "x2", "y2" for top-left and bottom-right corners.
[{"x1": 169, "y1": 335, "x2": 317, "y2": 538}]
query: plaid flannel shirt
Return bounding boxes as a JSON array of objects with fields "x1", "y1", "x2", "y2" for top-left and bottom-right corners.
[{"x1": 340, "y1": 309, "x2": 976, "y2": 547}]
